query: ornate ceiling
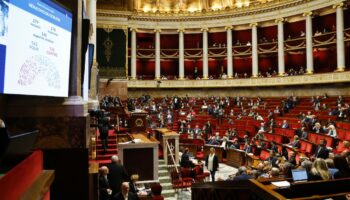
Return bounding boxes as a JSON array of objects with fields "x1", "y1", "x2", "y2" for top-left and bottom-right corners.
[{"x1": 97, "y1": 0, "x2": 284, "y2": 13}]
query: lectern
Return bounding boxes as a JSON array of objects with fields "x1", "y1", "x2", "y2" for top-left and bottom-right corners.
[
  {"x1": 130, "y1": 111, "x2": 148, "y2": 133},
  {"x1": 117, "y1": 133, "x2": 159, "y2": 182}
]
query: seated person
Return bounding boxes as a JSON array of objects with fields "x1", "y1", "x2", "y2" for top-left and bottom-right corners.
[
  {"x1": 232, "y1": 166, "x2": 253, "y2": 181},
  {"x1": 313, "y1": 139, "x2": 330, "y2": 159},
  {"x1": 281, "y1": 120, "x2": 289, "y2": 129},
  {"x1": 287, "y1": 151, "x2": 297, "y2": 166},
  {"x1": 180, "y1": 147, "x2": 194, "y2": 168},
  {"x1": 113, "y1": 182, "x2": 139, "y2": 200},
  {"x1": 287, "y1": 135, "x2": 301, "y2": 149},
  {"x1": 312, "y1": 122, "x2": 325, "y2": 134},
  {"x1": 268, "y1": 167, "x2": 281, "y2": 179},
  {"x1": 326, "y1": 125, "x2": 337, "y2": 138},
  {"x1": 229, "y1": 139, "x2": 240, "y2": 149},
  {"x1": 129, "y1": 174, "x2": 147, "y2": 196},
  {"x1": 270, "y1": 141, "x2": 278, "y2": 154},
  {"x1": 207, "y1": 136, "x2": 220, "y2": 145},
  {"x1": 265, "y1": 151, "x2": 279, "y2": 168}
]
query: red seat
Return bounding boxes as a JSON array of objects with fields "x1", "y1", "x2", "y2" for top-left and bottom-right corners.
[
  {"x1": 152, "y1": 196, "x2": 164, "y2": 200},
  {"x1": 259, "y1": 150, "x2": 270, "y2": 160},
  {"x1": 180, "y1": 168, "x2": 194, "y2": 188},
  {"x1": 170, "y1": 169, "x2": 183, "y2": 192},
  {"x1": 308, "y1": 133, "x2": 318, "y2": 143},
  {"x1": 337, "y1": 129, "x2": 347, "y2": 140}
]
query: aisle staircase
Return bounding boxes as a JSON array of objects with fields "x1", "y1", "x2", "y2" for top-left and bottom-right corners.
[
  {"x1": 158, "y1": 159, "x2": 177, "y2": 200},
  {"x1": 93, "y1": 129, "x2": 118, "y2": 165}
]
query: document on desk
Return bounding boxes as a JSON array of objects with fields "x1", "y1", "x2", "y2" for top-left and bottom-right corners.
[{"x1": 271, "y1": 181, "x2": 291, "y2": 188}]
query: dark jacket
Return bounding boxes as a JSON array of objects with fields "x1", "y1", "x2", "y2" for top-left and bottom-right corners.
[
  {"x1": 113, "y1": 192, "x2": 139, "y2": 200},
  {"x1": 205, "y1": 154, "x2": 219, "y2": 172},
  {"x1": 99, "y1": 175, "x2": 111, "y2": 200},
  {"x1": 233, "y1": 174, "x2": 253, "y2": 181},
  {"x1": 107, "y1": 163, "x2": 129, "y2": 196},
  {"x1": 314, "y1": 146, "x2": 329, "y2": 159}
]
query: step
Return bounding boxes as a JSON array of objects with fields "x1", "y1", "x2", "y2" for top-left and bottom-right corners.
[
  {"x1": 96, "y1": 139, "x2": 117, "y2": 144},
  {"x1": 96, "y1": 148, "x2": 118, "y2": 154},
  {"x1": 158, "y1": 169, "x2": 169, "y2": 177},
  {"x1": 158, "y1": 159, "x2": 165, "y2": 165},
  {"x1": 160, "y1": 182, "x2": 173, "y2": 190},
  {"x1": 96, "y1": 154, "x2": 115, "y2": 160},
  {"x1": 158, "y1": 164, "x2": 168, "y2": 170},
  {"x1": 96, "y1": 135, "x2": 117, "y2": 139},
  {"x1": 158, "y1": 176, "x2": 171, "y2": 183},
  {"x1": 162, "y1": 189, "x2": 176, "y2": 198},
  {"x1": 97, "y1": 144, "x2": 117, "y2": 149}
]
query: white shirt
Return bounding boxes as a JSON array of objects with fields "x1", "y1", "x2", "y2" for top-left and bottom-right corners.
[{"x1": 208, "y1": 154, "x2": 215, "y2": 171}]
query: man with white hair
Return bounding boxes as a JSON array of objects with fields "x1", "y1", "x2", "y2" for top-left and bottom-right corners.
[
  {"x1": 107, "y1": 155, "x2": 129, "y2": 196},
  {"x1": 233, "y1": 166, "x2": 253, "y2": 181},
  {"x1": 327, "y1": 125, "x2": 337, "y2": 138},
  {"x1": 113, "y1": 182, "x2": 139, "y2": 200}
]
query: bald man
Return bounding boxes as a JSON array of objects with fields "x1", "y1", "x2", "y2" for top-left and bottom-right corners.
[{"x1": 113, "y1": 182, "x2": 139, "y2": 200}]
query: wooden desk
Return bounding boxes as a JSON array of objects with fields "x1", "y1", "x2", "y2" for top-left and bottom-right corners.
[
  {"x1": 249, "y1": 177, "x2": 350, "y2": 200},
  {"x1": 226, "y1": 148, "x2": 245, "y2": 168},
  {"x1": 203, "y1": 145, "x2": 223, "y2": 162},
  {"x1": 179, "y1": 143, "x2": 198, "y2": 157},
  {"x1": 118, "y1": 133, "x2": 159, "y2": 181}
]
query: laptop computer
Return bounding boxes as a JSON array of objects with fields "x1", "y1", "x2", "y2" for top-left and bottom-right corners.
[{"x1": 291, "y1": 169, "x2": 308, "y2": 182}]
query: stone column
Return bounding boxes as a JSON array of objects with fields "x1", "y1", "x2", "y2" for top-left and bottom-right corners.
[
  {"x1": 202, "y1": 28, "x2": 209, "y2": 79},
  {"x1": 178, "y1": 29, "x2": 185, "y2": 79},
  {"x1": 155, "y1": 29, "x2": 161, "y2": 79},
  {"x1": 304, "y1": 11, "x2": 314, "y2": 74},
  {"x1": 64, "y1": 0, "x2": 86, "y2": 114},
  {"x1": 276, "y1": 18, "x2": 285, "y2": 76},
  {"x1": 131, "y1": 28, "x2": 137, "y2": 79},
  {"x1": 87, "y1": 0, "x2": 99, "y2": 109},
  {"x1": 250, "y1": 23, "x2": 258, "y2": 77},
  {"x1": 334, "y1": 2, "x2": 346, "y2": 71},
  {"x1": 226, "y1": 26, "x2": 233, "y2": 78}
]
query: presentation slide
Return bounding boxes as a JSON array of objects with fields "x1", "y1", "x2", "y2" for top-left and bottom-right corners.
[{"x1": 0, "y1": 0, "x2": 72, "y2": 97}]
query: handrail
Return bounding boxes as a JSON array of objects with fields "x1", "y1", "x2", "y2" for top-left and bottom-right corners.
[{"x1": 165, "y1": 140, "x2": 179, "y2": 174}]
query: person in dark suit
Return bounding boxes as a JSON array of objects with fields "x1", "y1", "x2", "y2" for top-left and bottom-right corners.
[
  {"x1": 98, "y1": 111, "x2": 110, "y2": 154},
  {"x1": 233, "y1": 166, "x2": 253, "y2": 181},
  {"x1": 180, "y1": 147, "x2": 194, "y2": 168},
  {"x1": 313, "y1": 139, "x2": 330, "y2": 160},
  {"x1": 204, "y1": 121, "x2": 212, "y2": 141},
  {"x1": 270, "y1": 141, "x2": 278, "y2": 154},
  {"x1": 107, "y1": 155, "x2": 129, "y2": 196},
  {"x1": 205, "y1": 147, "x2": 219, "y2": 182},
  {"x1": 288, "y1": 135, "x2": 301, "y2": 149},
  {"x1": 265, "y1": 151, "x2": 279, "y2": 168},
  {"x1": 113, "y1": 182, "x2": 139, "y2": 200},
  {"x1": 99, "y1": 166, "x2": 112, "y2": 200}
]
